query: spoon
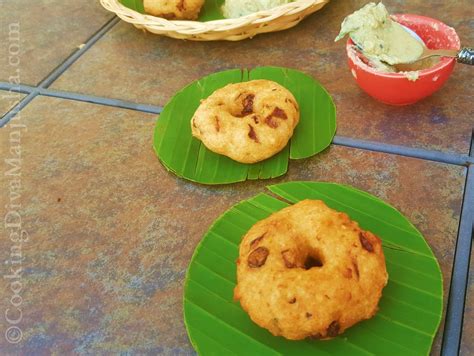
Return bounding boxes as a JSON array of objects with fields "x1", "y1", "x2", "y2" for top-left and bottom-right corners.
[{"x1": 400, "y1": 25, "x2": 473, "y2": 65}]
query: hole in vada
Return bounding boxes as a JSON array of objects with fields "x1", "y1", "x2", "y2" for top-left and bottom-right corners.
[{"x1": 303, "y1": 252, "x2": 323, "y2": 270}]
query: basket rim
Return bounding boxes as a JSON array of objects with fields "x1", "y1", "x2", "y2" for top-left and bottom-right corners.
[{"x1": 100, "y1": 0, "x2": 330, "y2": 33}]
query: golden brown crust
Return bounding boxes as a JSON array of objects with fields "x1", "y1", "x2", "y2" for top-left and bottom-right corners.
[
  {"x1": 144, "y1": 0, "x2": 204, "y2": 20},
  {"x1": 191, "y1": 80, "x2": 299, "y2": 164},
  {"x1": 234, "y1": 200, "x2": 388, "y2": 340}
]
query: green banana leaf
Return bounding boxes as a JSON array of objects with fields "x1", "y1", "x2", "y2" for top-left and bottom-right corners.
[
  {"x1": 153, "y1": 67, "x2": 336, "y2": 184},
  {"x1": 184, "y1": 181, "x2": 443, "y2": 355},
  {"x1": 119, "y1": 0, "x2": 226, "y2": 21}
]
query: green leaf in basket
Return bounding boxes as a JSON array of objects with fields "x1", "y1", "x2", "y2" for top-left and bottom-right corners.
[
  {"x1": 153, "y1": 67, "x2": 336, "y2": 184},
  {"x1": 119, "y1": 0, "x2": 144, "y2": 13},
  {"x1": 183, "y1": 181, "x2": 443, "y2": 355},
  {"x1": 119, "y1": 0, "x2": 226, "y2": 21},
  {"x1": 199, "y1": 0, "x2": 226, "y2": 21}
]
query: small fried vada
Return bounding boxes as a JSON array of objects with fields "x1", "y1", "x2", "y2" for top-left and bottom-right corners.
[
  {"x1": 191, "y1": 80, "x2": 299, "y2": 164},
  {"x1": 144, "y1": 0, "x2": 204, "y2": 20}
]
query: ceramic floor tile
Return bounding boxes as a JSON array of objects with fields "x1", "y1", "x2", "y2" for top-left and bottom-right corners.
[
  {"x1": 460, "y1": 248, "x2": 473, "y2": 356},
  {"x1": 0, "y1": 0, "x2": 113, "y2": 85},
  {"x1": 0, "y1": 96, "x2": 465, "y2": 354},
  {"x1": 50, "y1": 0, "x2": 474, "y2": 154},
  {"x1": 0, "y1": 90, "x2": 25, "y2": 116}
]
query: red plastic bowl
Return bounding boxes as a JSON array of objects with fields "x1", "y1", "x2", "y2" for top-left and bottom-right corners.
[{"x1": 346, "y1": 14, "x2": 460, "y2": 105}]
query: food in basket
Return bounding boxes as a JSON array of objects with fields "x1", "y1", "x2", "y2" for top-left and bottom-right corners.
[
  {"x1": 335, "y1": 2, "x2": 436, "y2": 76},
  {"x1": 222, "y1": 0, "x2": 292, "y2": 19},
  {"x1": 191, "y1": 80, "x2": 299, "y2": 164},
  {"x1": 144, "y1": 0, "x2": 204, "y2": 20},
  {"x1": 234, "y1": 200, "x2": 388, "y2": 340}
]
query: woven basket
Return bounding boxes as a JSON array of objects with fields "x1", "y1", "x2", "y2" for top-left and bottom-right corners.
[{"x1": 100, "y1": 0, "x2": 330, "y2": 41}]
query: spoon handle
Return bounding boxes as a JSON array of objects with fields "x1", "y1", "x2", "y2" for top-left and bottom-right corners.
[{"x1": 457, "y1": 47, "x2": 474, "y2": 65}]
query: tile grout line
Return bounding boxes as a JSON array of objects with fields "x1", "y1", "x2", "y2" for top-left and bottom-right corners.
[
  {"x1": 0, "y1": 92, "x2": 38, "y2": 127},
  {"x1": 37, "y1": 88, "x2": 162, "y2": 114},
  {"x1": 453, "y1": 130, "x2": 474, "y2": 353},
  {"x1": 333, "y1": 136, "x2": 473, "y2": 166},
  {"x1": 0, "y1": 16, "x2": 120, "y2": 127},
  {"x1": 0, "y1": 81, "x2": 163, "y2": 114},
  {"x1": 0, "y1": 83, "x2": 35, "y2": 94},
  {"x1": 38, "y1": 16, "x2": 120, "y2": 89},
  {"x1": 469, "y1": 129, "x2": 474, "y2": 157},
  {"x1": 441, "y1": 163, "x2": 474, "y2": 355},
  {"x1": 1, "y1": 79, "x2": 472, "y2": 166}
]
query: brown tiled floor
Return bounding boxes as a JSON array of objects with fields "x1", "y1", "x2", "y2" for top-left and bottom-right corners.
[
  {"x1": 0, "y1": 90, "x2": 25, "y2": 115},
  {"x1": 460, "y1": 249, "x2": 473, "y2": 356},
  {"x1": 0, "y1": 0, "x2": 113, "y2": 85},
  {"x1": 0, "y1": 97, "x2": 465, "y2": 354},
  {"x1": 50, "y1": 0, "x2": 474, "y2": 154}
]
